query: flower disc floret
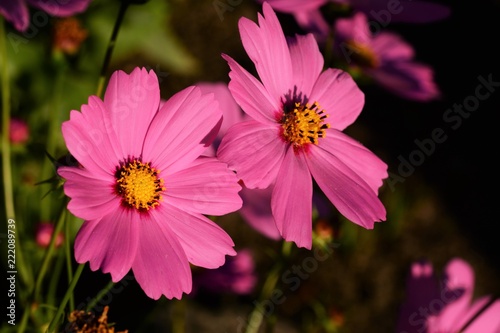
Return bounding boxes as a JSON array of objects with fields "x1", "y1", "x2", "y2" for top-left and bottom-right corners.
[
  {"x1": 115, "y1": 159, "x2": 165, "y2": 211},
  {"x1": 281, "y1": 101, "x2": 330, "y2": 146}
]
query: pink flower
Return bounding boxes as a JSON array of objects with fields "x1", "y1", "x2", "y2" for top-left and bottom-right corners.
[
  {"x1": 396, "y1": 258, "x2": 500, "y2": 333},
  {"x1": 334, "y1": 12, "x2": 441, "y2": 101},
  {"x1": 57, "y1": 67, "x2": 242, "y2": 300},
  {"x1": 193, "y1": 248, "x2": 257, "y2": 295},
  {"x1": 35, "y1": 222, "x2": 63, "y2": 248},
  {"x1": 197, "y1": 81, "x2": 281, "y2": 240},
  {"x1": 217, "y1": 2, "x2": 387, "y2": 249},
  {"x1": 9, "y1": 117, "x2": 29, "y2": 144},
  {"x1": 0, "y1": 0, "x2": 91, "y2": 32}
]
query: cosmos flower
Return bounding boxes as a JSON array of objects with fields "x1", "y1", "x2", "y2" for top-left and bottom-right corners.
[
  {"x1": 334, "y1": 12, "x2": 441, "y2": 101},
  {"x1": 396, "y1": 258, "x2": 500, "y2": 333},
  {"x1": 9, "y1": 117, "x2": 29, "y2": 144},
  {"x1": 0, "y1": 0, "x2": 91, "y2": 32},
  {"x1": 261, "y1": 0, "x2": 450, "y2": 43},
  {"x1": 197, "y1": 81, "x2": 281, "y2": 240},
  {"x1": 217, "y1": 2, "x2": 387, "y2": 249},
  {"x1": 57, "y1": 67, "x2": 242, "y2": 300},
  {"x1": 35, "y1": 222, "x2": 63, "y2": 248}
]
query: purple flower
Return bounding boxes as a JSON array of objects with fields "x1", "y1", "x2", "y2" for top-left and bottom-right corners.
[
  {"x1": 334, "y1": 12, "x2": 441, "y2": 101},
  {"x1": 396, "y1": 258, "x2": 500, "y2": 333},
  {"x1": 0, "y1": 0, "x2": 91, "y2": 32}
]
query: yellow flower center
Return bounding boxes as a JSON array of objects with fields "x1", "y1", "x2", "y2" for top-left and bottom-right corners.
[
  {"x1": 281, "y1": 101, "x2": 330, "y2": 147},
  {"x1": 346, "y1": 40, "x2": 379, "y2": 69},
  {"x1": 115, "y1": 160, "x2": 165, "y2": 211}
]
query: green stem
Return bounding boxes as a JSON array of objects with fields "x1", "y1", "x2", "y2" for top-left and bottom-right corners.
[
  {"x1": 96, "y1": 1, "x2": 130, "y2": 98},
  {"x1": 85, "y1": 279, "x2": 115, "y2": 312},
  {"x1": 64, "y1": 212, "x2": 75, "y2": 311},
  {"x1": 0, "y1": 17, "x2": 15, "y2": 221},
  {"x1": 34, "y1": 208, "x2": 66, "y2": 302},
  {"x1": 46, "y1": 264, "x2": 85, "y2": 333}
]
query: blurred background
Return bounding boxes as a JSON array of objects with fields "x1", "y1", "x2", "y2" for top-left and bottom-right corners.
[{"x1": 1, "y1": 0, "x2": 499, "y2": 332}]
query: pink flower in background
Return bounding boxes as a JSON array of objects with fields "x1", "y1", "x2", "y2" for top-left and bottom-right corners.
[
  {"x1": 193, "y1": 248, "x2": 257, "y2": 295},
  {"x1": 57, "y1": 67, "x2": 242, "y2": 300},
  {"x1": 35, "y1": 222, "x2": 63, "y2": 248},
  {"x1": 262, "y1": 0, "x2": 450, "y2": 42},
  {"x1": 396, "y1": 258, "x2": 500, "y2": 333},
  {"x1": 197, "y1": 81, "x2": 281, "y2": 240},
  {"x1": 9, "y1": 117, "x2": 29, "y2": 144},
  {"x1": 0, "y1": 0, "x2": 92, "y2": 32},
  {"x1": 217, "y1": 2, "x2": 387, "y2": 249},
  {"x1": 334, "y1": 12, "x2": 441, "y2": 101}
]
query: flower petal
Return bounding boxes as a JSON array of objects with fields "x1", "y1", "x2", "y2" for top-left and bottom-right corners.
[
  {"x1": 239, "y1": 185, "x2": 281, "y2": 240},
  {"x1": 319, "y1": 130, "x2": 388, "y2": 193},
  {"x1": 239, "y1": 2, "x2": 293, "y2": 98},
  {"x1": 464, "y1": 299, "x2": 500, "y2": 333},
  {"x1": 142, "y1": 86, "x2": 221, "y2": 175},
  {"x1": 74, "y1": 209, "x2": 139, "y2": 282},
  {"x1": 310, "y1": 68, "x2": 365, "y2": 131},
  {"x1": 58, "y1": 166, "x2": 120, "y2": 220},
  {"x1": 223, "y1": 54, "x2": 278, "y2": 124},
  {"x1": 27, "y1": 0, "x2": 91, "y2": 16},
  {"x1": 306, "y1": 138, "x2": 386, "y2": 228},
  {"x1": 62, "y1": 96, "x2": 124, "y2": 175},
  {"x1": 0, "y1": 0, "x2": 29, "y2": 31},
  {"x1": 132, "y1": 213, "x2": 191, "y2": 300},
  {"x1": 288, "y1": 33, "x2": 324, "y2": 98},
  {"x1": 371, "y1": 32, "x2": 414, "y2": 62},
  {"x1": 217, "y1": 120, "x2": 286, "y2": 189},
  {"x1": 164, "y1": 156, "x2": 242, "y2": 216},
  {"x1": 103, "y1": 67, "x2": 160, "y2": 158},
  {"x1": 271, "y1": 148, "x2": 313, "y2": 249},
  {"x1": 152, "y1": 205, "x2": 236, "y2": 269}
]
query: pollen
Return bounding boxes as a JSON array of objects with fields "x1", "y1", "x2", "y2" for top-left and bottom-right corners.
[
  {"x1": 281, "y1": 101, "x2": 330, "y2": 147},
  {"x1": 115, "y1": 160, "x2": 165, "y2": 211}
]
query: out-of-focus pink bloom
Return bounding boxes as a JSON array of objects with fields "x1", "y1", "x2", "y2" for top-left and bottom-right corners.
[
  {"x1": 57, "y1": 67, "x2": 242, "y2": 300},
  {"x1": 334, "y1": 12, "x2": 440, "y2": 101},
  {"x1": 197, "y1": 81, "x2": 281, "y2": 240},
  {"x1": 0, "y1": 0, "x2": 92, "y2": 32},
  {"x1": 217, "y1": 3, "x2": 387, "y2": 249},
  {"x1": 194, "y1": 248, "x2": 257, "y2": 295},
  {"x1": 9, "y1": 117, "x2": 29, "y2": 144},
  {"x1": 262, "y1": 0, "x2": 450, "y2": 42},
  {"x1": 396, "y1": 258, "x2": 500, "y2": 333},
  {"x1": 36, "y1": 222, "x2": 63, "y2": 248}
]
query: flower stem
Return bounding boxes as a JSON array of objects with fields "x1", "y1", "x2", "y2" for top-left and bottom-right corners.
[
  {"x1": 46, "y1": 263, "x2": 85, "y2": 333},
  {"x1": 0, "y1": 18, "x2": 15, "y2": 220},
  {"x1": 96, "y1": 1, "x2": 130, "y2": 98},
  {"x1": 85, "y1": 279, "x2": 115, "y2": 312}
]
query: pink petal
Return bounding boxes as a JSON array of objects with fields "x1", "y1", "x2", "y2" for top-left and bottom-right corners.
[
  {"x1": 306, "y1": 137, "x2": 386, "y2": 228},
  {"x1": 132, "y1": 213, "x2": 191, "y2": 300},
  {"x1": 293, "y1": 10, "x2": 330, "y2": 42},
  {"x1": 288, "y1": 33, "x2": 324, "y2": 98},
  {"x1": 239, "y1": 2, "x2": 293, "y2": 99},
  {"x1": 369, "y1": 61, "x2": 441, "y2": 101},
  {"x1": 239, "y1": 185, "x2": 281, "y2": 240},
  {"x1": 164, "y1": 157, "x2": 242, "y2": 216},
  {"x1": 272, "y1": 148, "x2": 313, "y2": 249},
  {"x1": 74, "y1": 209, "x2": 139, "y2": 282},
  {"x1": 310, "y1": 68, "x2": 365, "y2": 131},
  {"x1": 27, "y1": 0, "x2": 91, "y2": 16},
  {"x1": 0, "y1": 0, "x2": 29, "y2": 31},
  {"x1": 217, "y1": 120, "x2": 286, "y2": 189},
  {"x1": 335, "y1": 12, "x2": 371, "y2": 45},
  {"x1": 319, "y1": 130, "x2": 387, "y2": 194},
  {"x1": 464, "y1": 299, "x2": 500, "y2": 333},
  {"x1": 261, "y1": 0, "x2": 327, "y2": 12},
  {"x1": 223, "y1": 54, "x2": 278, "y2": 124},
  {"x1": 152, "y1": 205, "x2": 236, "y2": 269},
  {"x1": 371, "y1": 32, "x2": 414, "y2": 62},
  {"x1": 103, "y1": 67, "x2": 160, "y2": 158},
  {"x1": 62, "y1": 96, "x2": 124, "y2": 175},
  {"x1": 142, "y1": 86, "x2": 221, "y2": 175},
  {"x1": 58, "y1": 166, "x2": 120, "y2": 221}
]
